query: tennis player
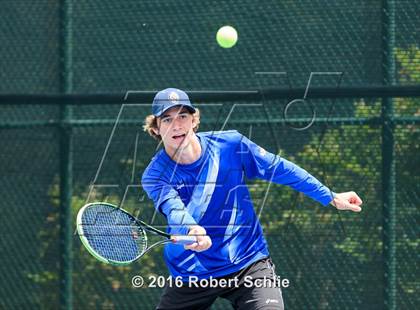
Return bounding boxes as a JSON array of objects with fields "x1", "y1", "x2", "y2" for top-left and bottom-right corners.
[{"x1": 141, "y1": 88, "x2": 362, "y2": 310}]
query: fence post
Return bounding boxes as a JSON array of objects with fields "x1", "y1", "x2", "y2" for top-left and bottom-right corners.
[
  {"x1": 59, "y1": 0, "x2": 73, "y2": 308},
  {"x1": 59, "y1": 108, "x2": 73, "y2": 310},
  {"x1": 381, "y1": 0, "x2": 396, "y2": 309}
]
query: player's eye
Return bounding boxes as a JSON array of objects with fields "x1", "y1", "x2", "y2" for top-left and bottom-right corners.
[{"x1": 162, "y1": 118, "x2": 171, "y2": 123}]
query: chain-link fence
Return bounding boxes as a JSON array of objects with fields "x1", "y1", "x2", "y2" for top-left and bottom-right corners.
[{"x1": 0, "y1": 0, "x2": 419, "y2": 309}]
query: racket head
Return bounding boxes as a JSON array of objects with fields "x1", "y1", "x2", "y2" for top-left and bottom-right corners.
[{"x1": 77, "y1": 202, "x2": 147, "y2": 265}]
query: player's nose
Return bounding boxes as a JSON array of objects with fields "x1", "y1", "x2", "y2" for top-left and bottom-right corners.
[{"x1": 172, "y1": 118, "x2": 183, "y2": 130}]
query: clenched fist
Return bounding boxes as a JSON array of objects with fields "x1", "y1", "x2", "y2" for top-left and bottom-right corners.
[{"x1": 330, "y1": 191, "x2": 363, "y2": 212}]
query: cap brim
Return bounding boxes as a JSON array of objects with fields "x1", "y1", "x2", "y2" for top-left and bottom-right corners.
[{"x1": 156, "y1": 104, "x2": 196, "y2": 117}]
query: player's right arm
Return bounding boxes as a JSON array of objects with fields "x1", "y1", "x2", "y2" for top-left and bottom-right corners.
[
  {"x1": 142, "y1": 168, "x2": 212, "y2": 249},
  {"x1": 141, "y1": 170, "x2": 195, "y2": 235}
]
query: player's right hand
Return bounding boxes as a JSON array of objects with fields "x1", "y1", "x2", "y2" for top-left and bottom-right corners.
[{"x1": 184, "y1": 225, "x2": 212, "y2": 252}]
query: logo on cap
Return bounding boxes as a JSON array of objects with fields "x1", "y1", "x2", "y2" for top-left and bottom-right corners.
[{"x1": 168, "y1": 91, "x2": 179, "y2": 104}]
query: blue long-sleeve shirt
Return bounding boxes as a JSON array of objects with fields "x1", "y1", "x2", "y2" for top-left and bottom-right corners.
[{"x1": 141, "y1": 130, "x2": 334, "y2": 280}]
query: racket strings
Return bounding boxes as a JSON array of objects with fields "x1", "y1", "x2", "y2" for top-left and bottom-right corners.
[{"x1": 80, "y1": 204, "x2": 147, "y2": 263}]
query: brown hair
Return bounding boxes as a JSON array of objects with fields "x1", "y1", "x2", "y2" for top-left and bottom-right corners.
[{"x1": 143, "y1": 108, "x2": 201, "y2": 141}]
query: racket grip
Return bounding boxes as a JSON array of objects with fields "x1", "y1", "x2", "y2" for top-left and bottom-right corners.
[{"x1": 171, "y1": 235, "x2": 197, "y2": 245}]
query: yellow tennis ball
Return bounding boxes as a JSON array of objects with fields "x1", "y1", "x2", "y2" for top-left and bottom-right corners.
[{"x1": 216, "y1": 26, "x2": 238, "y2": 48}]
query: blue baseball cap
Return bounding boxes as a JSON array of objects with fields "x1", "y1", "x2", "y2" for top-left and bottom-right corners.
[{"x1": 152, "y1": 88, "x2": 196, "y2": 117}]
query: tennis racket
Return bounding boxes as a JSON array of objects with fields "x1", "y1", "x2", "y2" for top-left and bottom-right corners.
[{"x1": 76, "y1": 202, "x2": 197, "y2": 265}]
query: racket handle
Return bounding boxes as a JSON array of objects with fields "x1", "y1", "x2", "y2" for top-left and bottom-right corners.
[{"x1": 171, "y1": 235, "x2": 197, "y2": 245}]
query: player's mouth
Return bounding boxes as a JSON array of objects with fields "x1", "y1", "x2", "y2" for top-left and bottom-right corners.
[{"x1": 172, "y1": 133, "x2": 186, "y2": 141}]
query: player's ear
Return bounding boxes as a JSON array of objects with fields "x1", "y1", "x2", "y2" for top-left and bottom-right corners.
[
  {"x1": 152, "y1": 127, "x2": 159, "y2": 136},
  {"x1": 152, "y1": 117, "x2": 160, "y2": 136},
  {"x1": 191, "y1": 114, "x2": 197, "y2": 127}
]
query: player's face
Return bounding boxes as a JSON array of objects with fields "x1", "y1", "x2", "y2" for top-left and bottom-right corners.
[{"x1": 156, "y1": 106, "x2": 196, "y2": 151}]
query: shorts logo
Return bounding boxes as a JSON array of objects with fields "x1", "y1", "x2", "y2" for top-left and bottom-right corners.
[
  {"x1": 259, "y1": 147, "x2": 267, "y2": 156},
  {"x1": 168, "y1": 91, "x2": 180, "y2": 104}
]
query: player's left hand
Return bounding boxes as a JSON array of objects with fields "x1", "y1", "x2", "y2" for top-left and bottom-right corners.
[{"x1": 330, "y1": 191, "x2": 363, "y2": 212}]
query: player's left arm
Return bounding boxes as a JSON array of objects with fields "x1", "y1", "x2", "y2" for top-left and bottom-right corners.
[{"x1": 239, "y1": 133, "x2": 363, "y2": 212}]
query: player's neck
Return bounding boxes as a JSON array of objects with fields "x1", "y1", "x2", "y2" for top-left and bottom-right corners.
[{"x1": 167, "y1": 134, "x2": 201, "y2": 164}]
